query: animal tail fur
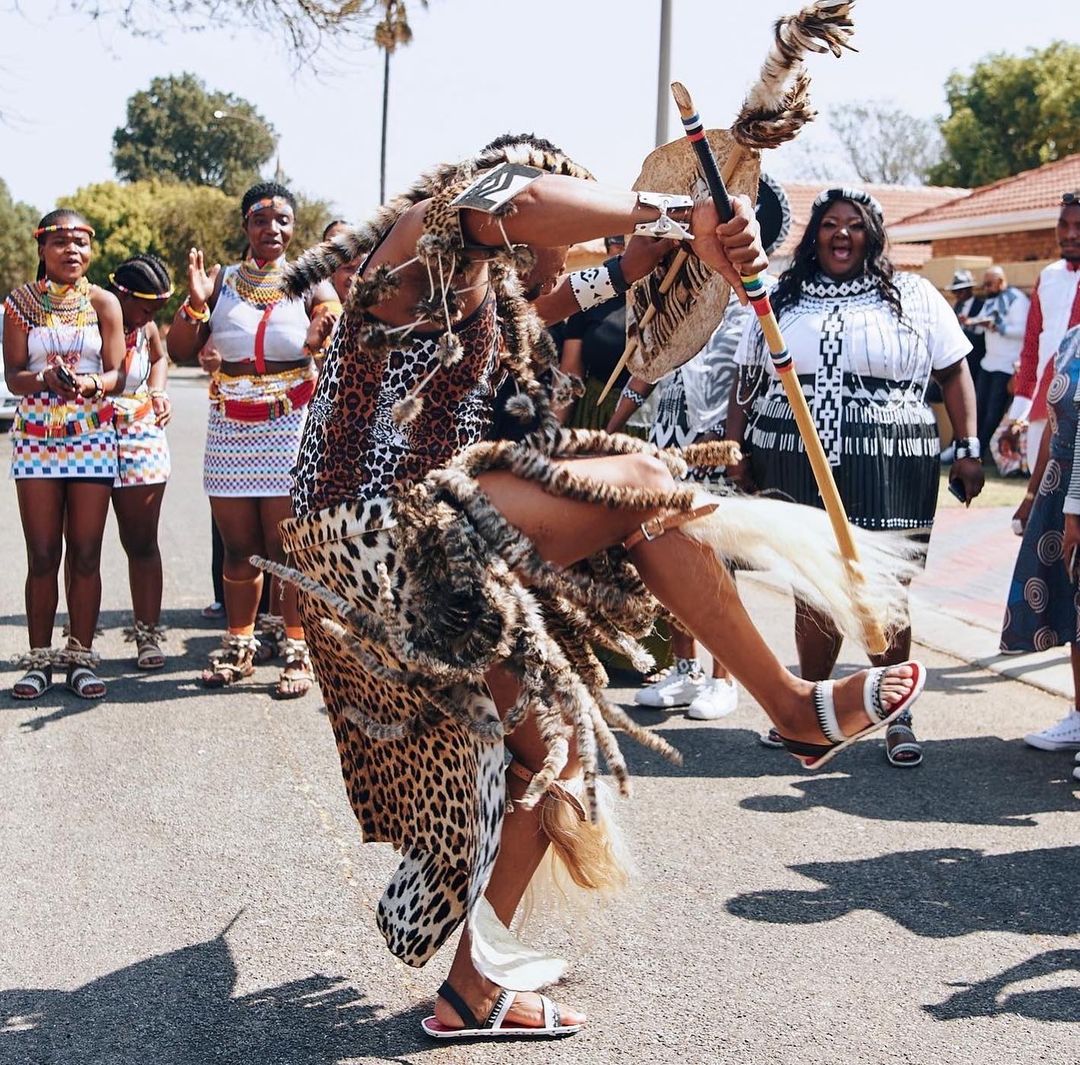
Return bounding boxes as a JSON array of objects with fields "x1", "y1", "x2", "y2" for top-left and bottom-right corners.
[
  {"x1": 680, "y1": 490, "x2": 922, "y2": 651},
  {"x1": 282, "y1": 223, "x2": 380, "y2": 297},
  {"x1": 734, "y1": 0, "x2": 857, "y2": 150}
]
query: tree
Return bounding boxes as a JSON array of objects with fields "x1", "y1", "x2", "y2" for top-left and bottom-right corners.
[
  {"x1": 113, "y1": 74, "x2": 276, "y2": 195},
  {"x1": 58, "y1": 180, "x2": 332, "y2": 318},
  {"x1": 828, "y1": 101, "x2": 943, "y2": 186},
  {"x1": 0, "y1": 179, "x2": 40, "y2": 300},
  {"x1": 929, "y1": 42, "x2": 1080, "y2": 188},
  {"x1": 64, "y1": 1, "x2": 382, "y2": 62}
]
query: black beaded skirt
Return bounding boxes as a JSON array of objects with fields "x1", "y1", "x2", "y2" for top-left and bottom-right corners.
[{"x1": 747, "y1": 374, "x2": 940, "y2": 532}]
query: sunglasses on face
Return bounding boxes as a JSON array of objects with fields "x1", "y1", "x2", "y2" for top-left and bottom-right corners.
[{"x1": 1062, "y1": 192, "x2": 1080, "y2": 206}]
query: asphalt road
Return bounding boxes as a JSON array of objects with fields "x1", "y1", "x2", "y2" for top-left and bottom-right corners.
[{"x1": 0, "y1": 374, "x2": 1077, "y2": 1065}]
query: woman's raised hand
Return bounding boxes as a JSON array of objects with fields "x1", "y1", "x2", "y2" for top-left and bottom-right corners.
[{"x1": 187, "y1": 247, "x2": 220, "y2": 311}]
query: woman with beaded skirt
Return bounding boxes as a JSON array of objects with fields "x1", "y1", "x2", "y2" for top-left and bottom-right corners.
[
  {"x1": 108, "y1": 254, "x2": 175, "y2": 670},
  {"x1": 167, "y1": 181, "x2": 337, "y2": 697},
  {"x1": 3, "y1": 209, "x2": 124, "y2": 699},
  {"x1": 727, "y1": 188, "x2": 984, "y2": 765}
]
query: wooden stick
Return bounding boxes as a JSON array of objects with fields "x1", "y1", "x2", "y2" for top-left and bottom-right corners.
[{"x1": 671, "y1": 80, "x2": 887, "y2": 654}]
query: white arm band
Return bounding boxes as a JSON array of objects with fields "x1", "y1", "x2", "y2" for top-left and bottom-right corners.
[{"x1": 569, "y1": 265, "x2": 618, "y2": 312}]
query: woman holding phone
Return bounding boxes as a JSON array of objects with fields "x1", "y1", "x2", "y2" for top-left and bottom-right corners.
[{"x1": 727, "y1": 187, "x2": 983, "y2": 766}]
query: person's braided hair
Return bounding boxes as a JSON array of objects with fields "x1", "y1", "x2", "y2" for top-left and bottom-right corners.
[
  {"x1": 111, "y1": 253, "x2": 173, "y2": 298},
  {"x1": 34, "y1": 208, "x2": 92, "y2": 280},
  {"x1": 772, "y1": 194, "x2": 904, "y2": 322},
  {"x1": 240, "y1": 181, "x2": 296, "y2": 220}
]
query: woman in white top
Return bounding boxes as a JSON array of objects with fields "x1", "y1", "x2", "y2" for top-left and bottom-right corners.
[
  {"x1": 3, "y1": 209, "x2": 125, "y2": 699},
  {"x1": 167, "y1": 182, "x2": 336, "y2": 696},
  {"x1": 728, "y1": 187, "x2": 984, "y2": 766},
  {"x1": 109, "y1": 254, "x2": 174, "y2": 670}
]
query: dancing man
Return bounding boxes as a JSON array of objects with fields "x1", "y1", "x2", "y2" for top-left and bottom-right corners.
[{"x1": 274, "y1": 134, "x2": 926, "y2": 1039}]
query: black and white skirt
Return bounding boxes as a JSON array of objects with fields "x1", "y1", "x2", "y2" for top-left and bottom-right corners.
[{"x1": 747, "y1": 374, "x2": 940, "y2": 532}]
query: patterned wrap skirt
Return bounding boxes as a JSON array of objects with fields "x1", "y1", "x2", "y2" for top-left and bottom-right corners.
[
  {"x1": 10, "y1": 393, "x2": 118, "y2": 481},
  {"x1": 114, "y1": 394, "x2": 170, "y2": 488},
  {"x1": 1000, "y1": 457, "x2": 1078, "y2": 652},
  {"x1": 748, "y1": 376, "x2": 940, "y2": 532},
  {"x1": 203, "y1": 369, "x2": 311, "y2": 498}
]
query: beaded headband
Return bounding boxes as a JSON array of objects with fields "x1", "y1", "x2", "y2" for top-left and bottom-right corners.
[
  {"x1": 812, "y1": 186, "x2": 884, "y2": 222},
  {"x1": 245, "y1": 196, "x2": 291, "y2": 219},
  {"x1": 109, "y1": 273, "x2": 174, "y2": 300},
  {"x1": 34, "y1": 223, "x2": 95, "y2": 239}
]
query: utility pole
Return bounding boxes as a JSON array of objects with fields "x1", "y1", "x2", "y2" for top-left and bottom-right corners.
[{"x1": 655, "y1": 0, "x2": 673, "y2": 147}]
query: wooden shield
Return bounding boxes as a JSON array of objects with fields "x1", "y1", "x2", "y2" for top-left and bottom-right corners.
[{"x1": 627, "y1": 131, "x2": 761, "y2": 383}]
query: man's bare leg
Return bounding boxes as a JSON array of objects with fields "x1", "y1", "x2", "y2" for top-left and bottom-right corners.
[{"x1": 435, "y1": 453, "x2": 918, "y2": 1029}]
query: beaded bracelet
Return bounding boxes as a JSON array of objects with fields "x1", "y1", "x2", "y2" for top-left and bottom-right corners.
[
  {"x1": 88, "y1": 374, "x2": 105, "y2": 401},
  {"x1": 179, "y1": 299, "x2": 210, "y2": 324},
  {"x1": 620, "y1": 384, "x2": 648, "y2": 408},
  {"x1": 149, "y1": 389, "x2": 168, "y2": 401}
]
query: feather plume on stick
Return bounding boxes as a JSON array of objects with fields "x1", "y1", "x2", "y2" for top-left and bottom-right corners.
[{"x1": 733, "y1": 0, "x2": 857, "y2": 150}]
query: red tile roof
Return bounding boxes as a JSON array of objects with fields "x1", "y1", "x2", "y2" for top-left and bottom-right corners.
[
  {"x1": 775, "y1": 182, "x2": 969, "y2": 260},
  {"x1": 891, "y1": 153, "x2": 1080, "y2": 228}
]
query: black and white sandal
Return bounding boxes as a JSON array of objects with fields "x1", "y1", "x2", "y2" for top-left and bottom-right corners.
[
  {"x1": 11, "y1": 648, "x2": 55, "y2": 700},
  {"x1": 421, "y1": 981, "x2": 583, "y2": 1040},
  {"x1": 885, "y1": 716, "x2": 923, "y2": 767},
  {"x1": 778, "y1": 661, "x2": 927, "y2": 771},
  {"x1": 61, "y1": 640, "x2": 106, "y2": 700}
]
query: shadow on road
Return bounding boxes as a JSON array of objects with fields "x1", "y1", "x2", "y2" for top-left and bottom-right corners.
[
  {"x1": 0, "y1": 915, "x2": 415, "y2": 1065},
  {"x1": 726, "y1": 845, "x2": 1079, "y2": 939},
  {"x1": 923, "y1": 948, "x2": 1080, "y2": 1023}
]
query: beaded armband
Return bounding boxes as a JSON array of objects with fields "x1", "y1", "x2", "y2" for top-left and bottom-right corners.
[
  {"x1": 620, "y1": 384, "x2": 648, "y2": 408},
  {"x1": 179, "y1": 299, "x2": 210, "y2": 325},
  {"x1": 569, "y1": 264, "x2": 618, "y2": 312}
]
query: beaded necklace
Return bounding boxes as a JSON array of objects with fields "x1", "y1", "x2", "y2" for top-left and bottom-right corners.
[
  {"x1": 40, "y1": 278, "x2": 95, "y2": 370},
  {"x1": 228, "y1": 258, "x2": 288, "y2": 308}
]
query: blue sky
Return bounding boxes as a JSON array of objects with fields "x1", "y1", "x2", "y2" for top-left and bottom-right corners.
[{"x1": 0, "y1": 0, "x2": 1071, "y2": 222}]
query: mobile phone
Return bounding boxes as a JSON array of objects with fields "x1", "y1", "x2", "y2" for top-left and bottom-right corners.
[
  {"x1": 53, "y1": 363, "x2": 78, "y2": 390},
  {"x1": 947, "y1": 476, "x2": 968, "y2": 505}
]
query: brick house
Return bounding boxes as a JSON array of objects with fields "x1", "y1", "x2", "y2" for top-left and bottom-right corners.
[{"x1": 890, "y1": 153, "x2": 1080, "y2": 291}]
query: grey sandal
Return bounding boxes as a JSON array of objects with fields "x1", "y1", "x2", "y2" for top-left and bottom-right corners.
[{"x1": 885, "y1": 717, "x2": 923, "y2": 767}]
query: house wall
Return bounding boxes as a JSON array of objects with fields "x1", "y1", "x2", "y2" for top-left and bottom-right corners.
[{"x1": 931, "y1": 227, "x2": 1058, "y2": 263}]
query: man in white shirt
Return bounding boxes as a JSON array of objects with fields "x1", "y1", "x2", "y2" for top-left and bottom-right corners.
[{"x1": 975, "y1": 266, "x2": 1030, "y2": 455}]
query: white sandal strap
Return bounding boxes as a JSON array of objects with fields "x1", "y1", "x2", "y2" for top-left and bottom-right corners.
[
  {"x1": 863, "y1": 666, "x2": 889, "y2": 723},
  {"x1": 540, "y1": 994, "x2": 557, "y2": 1031},
  {"x1": 813, "y1": 680, "x2": 844, "y2": 744}
]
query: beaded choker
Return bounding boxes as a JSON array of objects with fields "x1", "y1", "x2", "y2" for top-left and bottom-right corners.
[
  {"x1": 228, "y1": 258, "x2": 288, "y2": 307},
  {"x1": 801, "y1": 272, "x2": 879, "y2": 300},
  {"x1": 4, "y1": 277, "x2": 95, "y2": 331}
]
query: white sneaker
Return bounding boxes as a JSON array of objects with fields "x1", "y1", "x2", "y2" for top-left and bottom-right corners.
[
  {"x1": 1023, "y1": 709, "x2": 1080, "y2": 751},
  {"x1": 687, "y1": 677, "x2": 739, "y2": 721},
  {"x1": 635, "y1": 659, "x2": 706, "y2": 708}
]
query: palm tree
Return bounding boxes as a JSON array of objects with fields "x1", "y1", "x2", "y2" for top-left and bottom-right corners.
[{"x1": 375, "y1": 1, "x2": 426, "y2": 203}]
